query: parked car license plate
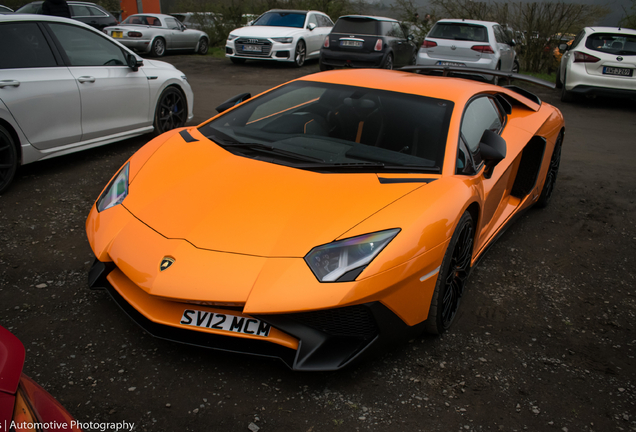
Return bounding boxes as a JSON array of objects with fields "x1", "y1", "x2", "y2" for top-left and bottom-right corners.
[
  {"x1": 112, "y1": 31, "x2": 123, "y2": 38},
  {"x1": 242, "y1": 44, "x2": 261, "y2": 52},
  {"x1": 603, "y1": 66, "x2": 633, "y2": 77},
  {"x1": 340, "y1": 40, "x2": 363, "y2": 47},
  {"x1": 437, "y1": 61, "x2": 466, "y2": 67},
  {"x1": 180, "y1": 308, "x2": 271, "y2": 337}
]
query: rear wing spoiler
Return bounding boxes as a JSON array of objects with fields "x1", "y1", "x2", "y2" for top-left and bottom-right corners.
[{"x1": 399, "y1": 65, "x2": 555, "y2": 108}]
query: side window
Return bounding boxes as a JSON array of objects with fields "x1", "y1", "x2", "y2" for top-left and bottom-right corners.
[
  {"x1": 319, "y1": 15, "x2": 334, "y2": 27},
  {"x1": 493, "y1": 25, "x2": 504, "y2": 43},
  {"x1": 307, "y1": 14, "x2": 318, "y2": 28},
  {"x1": 165, "y1": 17, "x2": 180, "y2": 29},
  {"x1": 0, "y1": 22, "x2": 57, "y2": 69},
  {"x1": 458, "y1": 97, "x2": 503, "y2": 173},
  {"x1": 88, "y1": 6, "x2": 108, "y2": 17},
  {"x1": 48, "y1": 23, "x2": 126, "y2": 66},
  {"x1": 391, "y1": 22, "x2": 404, "y2": 38},
  {"x1": 70, "y1": 5, "x2": 91, "y2": 17}
]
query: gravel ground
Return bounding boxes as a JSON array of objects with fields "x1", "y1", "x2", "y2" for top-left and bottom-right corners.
[{"x1": 1, "y1": 55, "x2": 635, "y2": 432}]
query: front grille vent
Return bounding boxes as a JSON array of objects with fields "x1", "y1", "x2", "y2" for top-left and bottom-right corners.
[
  {"x1": 235, "y1": 38, "x2": 272, "y2": 57},
  {"x1": 286, "y1": 305, "x2": 378, "y2": 339}
]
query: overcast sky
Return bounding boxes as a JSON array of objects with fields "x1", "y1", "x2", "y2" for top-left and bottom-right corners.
[{"x1": 404, "y1": 0, "x2": 633, "y2": 26}]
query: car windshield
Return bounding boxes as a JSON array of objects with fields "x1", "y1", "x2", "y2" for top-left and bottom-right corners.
[
  {"x1": 332, "y1": 17, "x2": 378, "y2": 35},
  {"x1": 429, "y1": 23, "x2": 488, "y2": 42},
  {"x1": 252, "y1": 11, "x2": 306, "y2": 28},
  {"x1": 122, "y1": 15, "x2": 162, "y2": 26},
  {"x1": 199, "y1": 81, "x2": 453, "y2": 173},
  {"x1": 15, "y1": 3, "x2": 41, "y2": 13},
  {"x1": 585, "y1": 33, "x2": 636, "y2": 55}
]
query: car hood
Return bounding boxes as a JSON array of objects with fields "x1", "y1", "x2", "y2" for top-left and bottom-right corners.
[
  {"x1": 230, "y1": 25, "x2": 306, "y2": 39},
  {"x1": 141, "y1": 58, "x2": 178, "y2": 70},
  {"x1": 123, "y1": 130, "x2": 422, "y2": 257}
]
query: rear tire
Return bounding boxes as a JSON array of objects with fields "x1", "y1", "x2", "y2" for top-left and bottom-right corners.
[
  {"x1": 425, "y1": 211, "x2": 474, "y2": 334},
  {"x1": 512, "y1": 59, "x2": 520, "y2": 73},
  {"x1": 197, "y1": 37, "x2": 208, "y2": 55},
  {"x1": 491, "y1": 63, "x2": 501, "y2": 85},
  {"x1": 383, "y1": 53, "x2": 394, "y2": 70},
  {"x1": 319, "y1": 57, "x2": 333, "y2": 71},
  {"x1": 560, "y1": 71, "x2": 575, "y2": 102},
  {"x1": 151, "y1": 37, "x2": 165, "y2": 57},
  {"x1": 536, "y1": 131, "x2": 563, "y2": 208},
  {"x1": 555, "y1": 66, "x2": 563, "y2": 89},
  {"x1": 0, "y1": 125, "x2": 18, "y2": 194}
]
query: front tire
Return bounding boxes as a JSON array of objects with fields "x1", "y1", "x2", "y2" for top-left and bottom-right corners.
[
  {"x1": 197, "y1": 37, "x2": 208, "y2": 55},
  {"x1": 491, "y1": 63, "x2": 501, "y2": 85},
  {"x1": 425, "y1": 212, "x2": 474, "y2": 334},
  {"x1": 535, "y1": 131, "x2": 563, "y2": 208},
  {"x1": 151, "y1": 37, "x2": 165, "y2": 57},
  {"x1": 512, "y1": 59, "x2": 520, "y2": 74},
  {"x1": 154, "y1": 87, "x2": 187, "y2": 135},
  {"x1": 560, "y1": 71, "x2": 575, "y2": 102},
  {"x1": 0, "y1": 125, "x2": 18, "y2": 194},
  {"x1": 294, "y1": 40, "x2": 306, "y2": 67}
]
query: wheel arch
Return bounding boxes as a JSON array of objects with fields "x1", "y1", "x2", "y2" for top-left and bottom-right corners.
[{"x1": 0, "y1": 118, "x2": 22, "y2": 165}]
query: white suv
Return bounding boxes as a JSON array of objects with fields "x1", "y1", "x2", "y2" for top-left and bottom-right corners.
[
  {"x1": 557, "y1": 26, "x2": 636, "y2": 102},
  {"x1": 225, "y1": 9, "x2": 334, "y2": 67},
  {"x1": 416, "y1": 19, "x2": 519, "y2": 82}
]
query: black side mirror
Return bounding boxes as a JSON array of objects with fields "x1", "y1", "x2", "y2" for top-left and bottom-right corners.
[
  {"x1": 127, "y1": 54, "x2": 143, "y2": 71},
  {"x1": 509, "y1": 39, "x2": 516, "y2": 47},
  {"x1": 216, "y1": 92, "x2": 251, "y2": 113},
  {"x1": 407, "y1": 34, "x2": 414, "y2": 41},
  {"x1": 479, "y1": 129, "x2": 506, "y2": 178}
]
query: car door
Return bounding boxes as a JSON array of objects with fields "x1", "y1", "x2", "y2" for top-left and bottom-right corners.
[
  {"x1": 46, "y1": 22, "x2": 150, "y2": 142},
  {"x1": 457, "y1": 96, "x2": 511, "y2": 247},
  {"x1": 165, "y1": 17, "x2": 195, "y2": 49},
  {"x1": 0, "y1": 21, "x2": 82, "y2": 150},
  {"x1": 304, "y1": 13, "x2": 323, "y2": 56},
  {"x1": 493, "y1": 25, "x2": 513, "y2": 71}
]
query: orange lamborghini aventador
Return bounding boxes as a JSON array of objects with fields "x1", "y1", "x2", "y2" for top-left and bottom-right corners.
[{"x1": 86, "y1": 67, "x2": 564, "y2": 371}]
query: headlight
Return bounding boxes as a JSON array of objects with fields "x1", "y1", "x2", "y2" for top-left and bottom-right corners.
[
  {"x1": 305, "y1": 229, "x2": 400, "y2": 282},
  {"x1": 97, "y1": 163, "x2": 129, "y2": 212},
  {"x1": 227, "y1": 33, "x2": 238, "y2": 41},
  {"x1": 271, "y1": 37, "x2": 293, "y2": 43}
]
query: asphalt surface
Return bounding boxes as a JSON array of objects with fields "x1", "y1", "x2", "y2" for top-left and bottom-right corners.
[{"x1": 1, "y1": 55, "x2": 635, "y2": 432}]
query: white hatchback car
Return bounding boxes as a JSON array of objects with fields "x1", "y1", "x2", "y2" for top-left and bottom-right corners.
[
  {"x1": 416, "y1": 19, "x2": 519, "y2": 83},
  {"x1": 0, "y1": 14, "x2": 194, "y2": 193},
  {"x1": 225, "y1": 9, "x2": 334, "y2": 67},
  {"x1": 557, "y1": 27, "x2": 636, "y2": 102}
]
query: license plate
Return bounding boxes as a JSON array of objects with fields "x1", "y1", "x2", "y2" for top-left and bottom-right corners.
[
  {"x1": 180, "y1": 309, "x2": 271, "y2": 337},
  {"x1": 242, "y1": 44, "x2": 261, "y2": 52},
  {"x1": 340, "y1": 40, "x2": 362, "y2": 47},
  {"x1": 437, "y1": 61, "x2": 466, "y2": 67},
  {"x1": 112, "y1": 31, "x2": 123, "y2": 38},
  {"x1": 603, "y1": 66, "x2": 633, "y2": 77}
]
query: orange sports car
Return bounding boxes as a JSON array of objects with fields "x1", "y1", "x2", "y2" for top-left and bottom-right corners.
[{"x1": 86, "y1": 67, "x2": 563, "y2": 371}]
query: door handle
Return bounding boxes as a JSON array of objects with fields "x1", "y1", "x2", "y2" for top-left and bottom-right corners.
[
  {"x1": 78, "y1": 76, "x2": 96, "y2": 83},
  {"x1": 0, "y1": 80, "x2": 20, "y2": 88}
]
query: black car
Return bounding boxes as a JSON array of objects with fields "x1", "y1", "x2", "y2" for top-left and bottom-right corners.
[
  {"x1": 14, "y1": 1, "x2": 118, "y2": 29},
  {"x1": 320, "y1": 15, "x2": 417, "y2": 70}
]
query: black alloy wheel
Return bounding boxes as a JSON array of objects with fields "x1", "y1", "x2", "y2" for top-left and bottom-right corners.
[
  {"x1": 151, "y1": 37, "x2": 165, "y2": 57},
  {"x1": 0, "y1": 125, "x2": 18, "y2": 194},
  {"x1": 512, "y1": 60, "x2": 520, "y2": 73},
  {"x1": 294, "y1": 40, "x2": 306, "y2": 67},
  {"x1": 536, "y1": 131, "x2": 563, "y2": 208},
  {"x1": 383, "y1": 53, "x2": 393, "y2": 70},
  {"x1": 425, "y1": 212, "x2": 474, "y2": 334},
  {"x1": 154, "y1": 87, "x2": 187, "y2": 135}
]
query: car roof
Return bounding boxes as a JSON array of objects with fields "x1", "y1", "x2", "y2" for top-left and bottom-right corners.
[
  {"x1": 436, "y1": 19, "x2": 499, "y2": 27},
  {"x1": 584, "y1": 26, "x2": 636, "y2": 35},
  {"x1": 0, "y1": 13, "x2": 88, "y2": 23},
  {"x1": 19, "y1": 0, "x2": 101, "y2": 4},
  {"x1": 339, "y1": 15, "x2": 397, "y2": 22},
  {"x1": 265, "y1": 9, "x2": 310, "y2": 14}
]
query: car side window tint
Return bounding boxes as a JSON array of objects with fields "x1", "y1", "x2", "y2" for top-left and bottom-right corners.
[
  {"x1": 88, "y1": 6, "x2": 107, "y2": 17},
  {"x1": 493, "y1": 26, "x2": 504, "y2": 43},
  {"x1": 70, "y1": 5, "x2": 91, "y2": 17},
  {"x1": 48, "y1": 23, "x2": 126, "y2": 67},
  {"x1": 307, "y1": 14, "x2": 318, "y2": 28},
  {"x1": 165, "y1": 17, "x2": 180, "y2": 29},
  {"x1": 320, "y1": 15, "x2": 334, "y2": 27},
  {"x1": 571, "y1": 30, "x2": 585, "y2": 49},
  {"x1": 460, "y1": 97, "x2": 503, "y2": 169},
  {"x1": 0, "y1": 22, "x2": 57, "y2": 69},
  {"x1": 392, "y1": 22, "x2": 404, "y2": 38}
]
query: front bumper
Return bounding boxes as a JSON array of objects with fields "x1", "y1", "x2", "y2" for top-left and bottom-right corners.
[
  {"x1": 225, "y1": 40, "x2": 295, "y2": 62},
  {"x1": 88, "y1": 259, "x2": 424, "y2": 371},
  {"x1": 319, "y1": 49, "x2": 387, "y2": 68}
]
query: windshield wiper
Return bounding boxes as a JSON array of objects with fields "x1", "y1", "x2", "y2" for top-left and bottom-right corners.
[{"x1": 210, "y1": 135, "x2": 325, "y2": 163}]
